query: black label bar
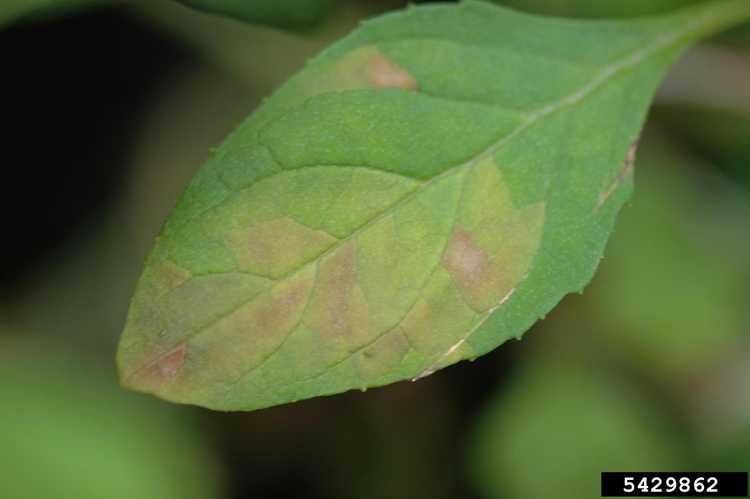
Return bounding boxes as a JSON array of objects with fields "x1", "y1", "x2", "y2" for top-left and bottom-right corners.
[{"x1": 601, "y1": 472, "x2": 748, "y2": 497}]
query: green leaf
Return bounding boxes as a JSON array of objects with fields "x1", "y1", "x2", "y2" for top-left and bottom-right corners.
[
  {"x1": 117, "y1": 0, "x2": 750, "y2": 411},
  {"x1": 174, "y1": 0, "x2": 330, "y2": 29}
]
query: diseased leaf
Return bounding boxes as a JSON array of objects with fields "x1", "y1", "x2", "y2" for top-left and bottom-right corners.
[
  {"x1": 174, "y1": 0, "x2": 330, "y2": 30},
  {"x1": 117, "y1": 0, "x2": 750, "y2": 410}
]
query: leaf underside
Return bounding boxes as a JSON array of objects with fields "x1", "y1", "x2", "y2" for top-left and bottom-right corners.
[{"x1": 117, "y1": 0, "x2": 750, "y2": 410}]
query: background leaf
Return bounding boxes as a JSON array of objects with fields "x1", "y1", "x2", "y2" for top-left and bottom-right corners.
[
  {"x1": 0, "y1": 0, "x2": 105, "y2": 28},
  {"x1": 174, "y1": 0, "x2": 331, "y2": 30},
  {"x1": 117, "y1": 0, "x2": 750, "y2": 410},
  {"x1": 489, "y1": 0, "x2": 704, "y2": 18},
  {"x1": 0, "y1": 341, "x2": 223, "y2": 499},
  {"x1": 468, "y1": 357, "x2": 686, "y2": 499},
  {"x1": 585, "y1": 136, "x2": 750, "y2": 376}
]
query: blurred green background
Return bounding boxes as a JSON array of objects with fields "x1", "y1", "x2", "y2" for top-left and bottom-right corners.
[{"x1": 1, "y1": 1, "x2": 748, "y2": 498}]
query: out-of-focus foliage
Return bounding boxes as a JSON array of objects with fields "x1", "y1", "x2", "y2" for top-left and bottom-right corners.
[
  {"x1": 493, "y1": 0, "x2": 704, "y2": 18},
  {"x1": 655, "y1": 45, "x2": 750, "y2": 189},
  {"x1": 711, "y1": 432, "x2": 750, "y2": 470},
  {"x1": 584, "y1": 138, "x2": 750, "y2": 376},
  {"x1": 469, "y1": 358, "x2": 685, "y2": 499},
  {"x1": 129, "y1": 1, "x2": 390, "y2": 99},
  {"x1": 0, "y1": 0, "x2": 106, "y2": 28},
  {"x1": 657, "y1": 107, "x2": 750, "y2": 189},
  {"x1": 174, "y1": 0, "x2": 331, "y2": 30},
  {"x1": 0, "y1": 341, "x2": 222, "y2": 499}
]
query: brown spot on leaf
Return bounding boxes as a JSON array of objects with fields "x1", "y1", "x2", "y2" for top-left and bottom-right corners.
[
  {"x1": 596, "y1": 139, "x2": 639, "y2": 212},
  {"x1": 158, "y1": 263, "x2": 190, "y2": 289},
  {"x1": 443, "y1": 226, "x2": 490, "y2": 292},
  {"x1": 319, "y1": 243, "x2": 357, "y2": 337},
  {"x1": 304, "y1": 241, "x2": 374, "y2": 349},
  {"x1": 300, "y1": 46, "x2": 418, "y2": 96},
  {"x1": 147, "y1": 260, "x2": 192, "y2": 298},
  {"x1": 438, "y1": 160, "x2": 545, "y2": 312},
  {"x1": 366, "y1": 55, "x2": 418, "y2": 90},
  {"x1": 127, "y1": 342, "x2": 187, "y2": 391},
  {"x1": 153, "y1": 343, "x2": 187, "y2": 378},
  {"x1": 252, "y1": 274, "x2": 311, "y2": 333}
]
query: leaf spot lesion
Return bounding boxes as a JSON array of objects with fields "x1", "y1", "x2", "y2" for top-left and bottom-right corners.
[
  {"x1": 442, "y1": 225, "x2": 490, "y2": 292},
  {"x1": 366, "y1": 54, "x2": 418, "y2": 90},
  {"x1": 125, "y1": 342, "x2": 187, "y2": 390},
  {"x1": 595, "y1": 139, "x2": 639, "y2": 212}
]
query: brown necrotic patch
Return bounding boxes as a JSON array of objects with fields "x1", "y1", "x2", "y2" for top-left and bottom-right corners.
[
  {"x1": 439, "y1": 159, "x2": 546, "y2": 312},
  {"x1": 303, "y1": 241, "x2": 375, "y2": 351},
  {"x1": 150, "y1": 261, "x2": 192, "y2": 297},
  {"x1": 596, "y1": 139, "x2": 639, "y2": 212},
  {"x1": 442, "y1": 226, "x2": 490, "y2": 291},
  {"x1": 300, "y1": 46, "x2": 418, "y2": 95},
  {"x1": 366, "y1": 54, "x2": 418, "y2": 90},
  {"x1": 125, "y1": 342, "x2": 187, "y2": 392},
  {"x1": 442, "y1": 223, "x2": 523, "y2": 312}
]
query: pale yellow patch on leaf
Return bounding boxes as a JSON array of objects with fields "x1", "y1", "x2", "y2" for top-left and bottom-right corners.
[
  {"x1": 160, "y1": 272, "x2": 271, "y2": 335},
  {"x1": 399, "y1": 267, "x2": 480, "y2": 356},
  {"x1": 227, "y1": 217, "x2": 336, "y2": 279},
  {"x1": 353, "y1": 327, "x2": 411, "y2": 382}
]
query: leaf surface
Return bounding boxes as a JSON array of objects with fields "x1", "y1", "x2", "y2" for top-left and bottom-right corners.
[{"x1": 117, "y1": 0, "x2": 750, "y2": 410}]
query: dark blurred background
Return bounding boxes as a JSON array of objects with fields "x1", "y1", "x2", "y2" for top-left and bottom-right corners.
[{"x1": 1, "y1": 1, "x2": 749, "y2": 498}]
